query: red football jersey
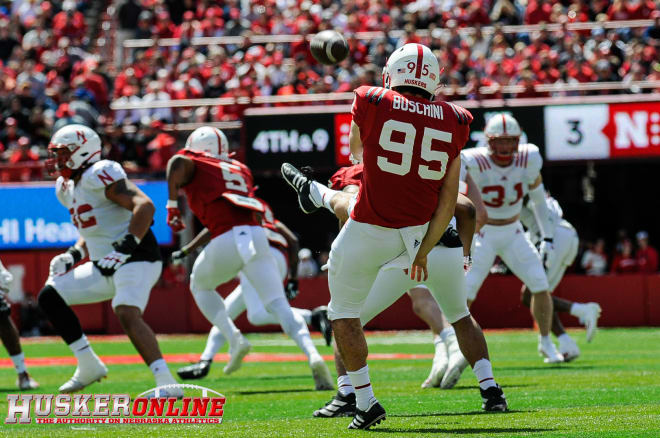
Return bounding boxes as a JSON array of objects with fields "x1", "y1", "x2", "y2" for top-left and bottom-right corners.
[
  {"x1": 329, "y1": 164, "x2": 363, "y2": 190},
  {"x1": 258, "y1": 197, "x2": 289, "y2": 258},
  {"x1": 179, "y1": 149, "x2": 260, "y2": 237},
  {"x1": 350, "y1": 85, "x2": 472, "y2": 228}
]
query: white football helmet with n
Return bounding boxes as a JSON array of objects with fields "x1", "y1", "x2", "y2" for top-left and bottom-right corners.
[
  {"x1": 382, "y1": 43, "x2": 440, "y2": 97},
  {"x1": 184, "y1": 126, "x2": 229, "y2": 157},
  {"x1": 46, "y1": 124, "x2": 102, "y2": 178},
  {"x1": 484, "y1": 113, "x2": 522, "y2": 165}
]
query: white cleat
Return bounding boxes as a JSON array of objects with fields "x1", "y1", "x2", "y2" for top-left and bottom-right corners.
[
  {"x1": 310, "y1": 356, "x2": 334, "y2": 390},
  {"x1": 539, "y1": 339, "x2": 564, "y2": 364},
  {"x1": 421, "y1": 340, "x2": 449, "y2": 388},
  {"x1": 59, "y1": 357, "x2": 108, "y2": 393},
  {"x1": 580, "y1": 303, "x2": 602, "y2": 343},
  {"x1": 558, "y1": 335, "x2": 581, "y2": 362},
  {"x1": 17, "y1": 374, "x2": 39, "y2": 390},
  {"x1": 145, "y1": 385, "x2": 185, "y2": 399},
  {"x1": 223, "y1": 334, "x2": 251, "y2": 375},
  {"x1": 441, "y1": 354, "x2": 468, "y2": 389}
]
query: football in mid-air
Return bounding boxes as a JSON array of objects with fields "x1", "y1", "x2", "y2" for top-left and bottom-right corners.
[{"x1": 310, "y1": 30, "x2": 349, "y2": 65}]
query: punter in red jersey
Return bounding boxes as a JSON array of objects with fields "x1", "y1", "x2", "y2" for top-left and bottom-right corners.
[
  {"x1": 166, "y1": 127, "x2": 333, "y2": 387},
  {"x1": 282, "y1": 44, "x2": 506, "y2": 429}
]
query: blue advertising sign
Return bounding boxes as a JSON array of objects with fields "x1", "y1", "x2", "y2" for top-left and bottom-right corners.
[{"x1": 0, "y1": 181, "x2": 173, "y2": 249}]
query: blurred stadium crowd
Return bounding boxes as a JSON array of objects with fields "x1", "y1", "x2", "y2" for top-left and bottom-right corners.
[{"x1": 0, "y1": 0, "x2": 659, "y2": 177}]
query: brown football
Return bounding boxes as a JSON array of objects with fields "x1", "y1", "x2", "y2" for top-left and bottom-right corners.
[{"x1": 310, "y1": 30, "x2": 349, "y2": 65}]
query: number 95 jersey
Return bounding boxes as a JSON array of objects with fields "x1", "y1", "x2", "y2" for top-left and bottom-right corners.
[
  {"x1": 350, "y1": 85, "x2": 472, "y2": 228},
  {"x1": 55, "y1": 160, "x2": 132, "y2": 261},
  {"x1": 460, "y1": 144, "x2": 543, "y2": 220}
]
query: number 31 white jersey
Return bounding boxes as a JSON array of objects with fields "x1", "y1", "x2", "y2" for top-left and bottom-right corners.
[
  {"x1": 461, "y1": 144, "x2": 543, "y2": 220},
  {"x1": 55, "y1": 160, "x2": 132, "y2": 261}
]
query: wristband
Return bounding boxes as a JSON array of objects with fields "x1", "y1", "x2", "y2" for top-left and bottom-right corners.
[
  {"x1": 66, "y1": 245, "x2": 86, "y2": 263},
  {"x1": 112, "y1": 234, "x2": 141, "y2": 254},
  {"x1": 166, "y1": 199, "x2": 178, "y2": 209}
]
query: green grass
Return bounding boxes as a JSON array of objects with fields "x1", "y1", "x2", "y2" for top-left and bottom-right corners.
[{"x1": 1, "y1": 328, "x2": 659, "y2": 437}]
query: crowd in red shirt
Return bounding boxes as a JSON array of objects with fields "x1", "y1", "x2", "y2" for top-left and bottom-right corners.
[
  {"x1": 0, "y1": 0, "x2": 659, "y2": 180},
  {"x1": 609, "y1": 231, "x2": 659, "y2": 274}
]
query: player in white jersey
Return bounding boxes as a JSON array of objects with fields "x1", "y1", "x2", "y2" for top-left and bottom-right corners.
[
  {"x1": 281, "y1": 163, "x2": 507, "y2": 417},
  {"x1": 173, "y1": 201, "x2": 333, "y2": 389},
  {"x1": 0, "y1": 259, "x2": 39, "y2": 390},
  {"x1": 461, "y1": 113, "x2": 564, "y2": 363},
  {"x1": 38, "y1": 124, "x2": 181, "y2": 396},
  {"x1": 519, "y1": 195, "x2": 602, "y2": 360}
]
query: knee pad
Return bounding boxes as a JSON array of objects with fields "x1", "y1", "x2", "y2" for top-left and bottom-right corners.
[
  {"x1": 37, "y1": 285, "x2": 82, "y2": 344},
  {"x1": 38, "y1": 285, "x2": 62, "y2": 310}
]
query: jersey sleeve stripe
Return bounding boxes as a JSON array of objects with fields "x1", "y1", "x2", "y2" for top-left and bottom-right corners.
[
  {"x1": 374, "y1": 88, "x2": 388, "y2": 105},
  {"x1": 366, "y1": 87, "x2": 376, "y2": 100}
]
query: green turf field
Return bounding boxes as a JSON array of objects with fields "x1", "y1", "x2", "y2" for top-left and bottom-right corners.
[{"x1": 1, "y1": 328, "x2": 659, "y2": 437}]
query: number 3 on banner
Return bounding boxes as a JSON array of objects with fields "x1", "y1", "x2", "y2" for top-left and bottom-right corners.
[{"x1": 377, "y1": 120, "x2": 450, "y2": 180}]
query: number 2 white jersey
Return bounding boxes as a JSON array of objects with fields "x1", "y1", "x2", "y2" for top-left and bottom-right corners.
[
  {"x1": 460, "y1": 144, "x2": 543, "y2": 220},
  {"x1": 55, "y1": 160, "x2": 132, "y2": 261}
]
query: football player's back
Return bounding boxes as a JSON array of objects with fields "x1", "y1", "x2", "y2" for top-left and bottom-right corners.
[{"x1": 351, "y1": 79, "x2": 471, "y2": 229}]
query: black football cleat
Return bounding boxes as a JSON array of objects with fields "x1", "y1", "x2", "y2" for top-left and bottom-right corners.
[
  {"x1": 311, "y1": 306, "x2": 332, "y2": 346},
  {"x1": 480, "y1": 384, "x2": 508, "y2": 412},
  {"x1": 313, "y1": 391, "x2": 356, "y2": 418},
  {"x1": 281, "y1": 163, "x2": 320, "y2": 214},
  {"x1": 348, "y1": 401, "x2": 386, "y2": 430},
  {"x1": 177, "y1": 359, "x2": 212, "y2": 380}
]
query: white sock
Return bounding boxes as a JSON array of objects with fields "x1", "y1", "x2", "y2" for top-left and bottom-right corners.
[
  {"x1": 472, "y1": 358, "x2": 496, "y2": 390},
  {"x1": 267, "y1": 298, "x2": 320, "y2": 360},
  {"x1": 69, "y1": 335, "x2": 94, "y2": 361},
  {"x1": 569, "y1": 303, "x2": 584, "y2": 317},
  {"x1": 10, "y1": 353, "x2": 27, "y2": 374},
  {"x1": 439, "y1": 326, "x2": 455, "y2": 343},
  {"x1": 540, "y1": 335, "x2": 553, "y2": 347},
  {"x1": 310, "y1": 181, "x2": 339, "y2": 212},
  {"x1": 192, "y1": 289, "x2": 241, "y2": 342},
  {"x1": 347, "y1": 365, "x2": 377, "y2": 411},
  {"x1": 337, "y1": 374, "x2": 354, "y2": 396},
  {"x1": 150, "y1": 359, "x2": 177, "y2": 387},
  {"x1": 201, "y1": 326, "x2": 226, "y2": 361},
  {"x1": 557, "y1": 333, "x2": 572, "y2": 346},
  {"x1": 296, "y1": 308, "x2": 313, "y2": 325}
]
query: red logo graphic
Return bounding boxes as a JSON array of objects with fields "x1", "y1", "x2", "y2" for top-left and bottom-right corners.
[
  {"x1": 76, "y1": 131, "x2": 88, "y2": 145},
  {"x1": 602, "y1": 102, "x2": 660, "y2": 158}
]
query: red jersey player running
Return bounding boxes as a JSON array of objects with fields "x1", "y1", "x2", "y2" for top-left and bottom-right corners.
[
  {"x1": 166, "y1": 127, "x2": 333, "y2": 386},
  {"x1": 282, "y1": 44, "x2": 506, "y2": 429}
]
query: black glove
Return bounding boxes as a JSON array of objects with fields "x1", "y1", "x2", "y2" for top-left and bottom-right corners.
[
  {"x1": 285, "y1": 279, "x2": 299, "y2": 301},
  {"x1": 95, "y1": 234, "x2": 139, "y2": 276}
]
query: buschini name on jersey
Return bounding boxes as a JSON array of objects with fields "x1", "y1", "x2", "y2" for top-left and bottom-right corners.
[{"x1": 392, "y1": 94, "x2": 443, "y2": 120}]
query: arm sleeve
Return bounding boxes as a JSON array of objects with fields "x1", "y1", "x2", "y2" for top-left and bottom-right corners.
[
  {"x1": 528, "y1": 183, "x2": 555, "y2": 240},
  {"x1": 525, "y1": 144, "x2": 543, "y2": 185},
  {"x1": 54, "y1": 176, "x2": 74, "y2": 208}
]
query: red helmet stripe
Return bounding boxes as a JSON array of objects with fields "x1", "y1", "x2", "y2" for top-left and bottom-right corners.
[
  {"x1": 415, "y1": 44, "x2": 423, "y2": 79},
  {"x1": 213, "y1": 128, "x2": 224, "y2": 152},
  {"x1": 501, "y1": 114, "x2": 507, "y2": 135}
]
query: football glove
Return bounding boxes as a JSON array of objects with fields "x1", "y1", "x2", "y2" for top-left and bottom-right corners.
[
  {"x1": 0, "y1": 268, "x2": 13, "y2": 292},
  {"x1": 166, "y1": 200, "x2": 186, "y2": 232},
  {"x1": 463, "y1": 255, "x2": 473, "y2": 273},
  {"x1": 285, "y1": 279, "x2": 299, "y2": 301},
  {"x1": 96, "y1": 234, "x2": 139, "y2": 276},
  {"x1": 538, "y1": 238, "x2": 554, "y2": 271},
  {"x1": 49, "y1": 244, "x2": 85, "y2": 277}
]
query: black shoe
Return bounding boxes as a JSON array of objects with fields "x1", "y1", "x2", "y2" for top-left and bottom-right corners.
[
  {"x1": 281, "y1": 163, "x2": 320, "y2": 214},
  {"x1": 480, "y1": 384, "x2": 508, "y2": 412},
  {"x1": 177, "y1": 360, "x2": 212, "y2": 380},
  {"x1": 313, "y1": 391, "x2": 356, "y2": 418},
  {"x1": 311, "y1": 306, "x2": 332, "y2": 346},
  {"x1": 348, "y1": 401, "x2": 386, "y2": 430}
]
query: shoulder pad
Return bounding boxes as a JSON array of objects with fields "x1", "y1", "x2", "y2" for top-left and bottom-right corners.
[
  {"x1": 84, "y1": 160, "x2": 127, "y2": 190},
  {"x1": 462, "y1": 148, "x2": 491, "y2": 172},
  {"x1": 515, "y1": 143, "x2": 542, "y2": 170}
]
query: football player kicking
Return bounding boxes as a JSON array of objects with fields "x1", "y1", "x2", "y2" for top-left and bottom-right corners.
[
  {"x1": 461, "y1": 113, "x2": 564, "y2": 363},
  {"x1": 519, "y1": 194, "x2": 602, "y2": 360},
  {"x1": 281, "y1": 165, "x2": 501, "y2": 417},
  {"x1": 39, "y1": 125, "x2": 181, "y2": 396},
  {"x1": 283, "y1": 44, "x2": 506, "y2": 429},
  {"x1": 303, "y1": 163, "x2": 485, "y2": 390},
  {"x1": 173, "y1": 197, "x2": 333, "y2": 386},
  {"x1": 165, "y1": 127, "x2": 333, "y2": 388},
  {"x1": 0, "y1": 260, "x2": 39, "y2": 390}
]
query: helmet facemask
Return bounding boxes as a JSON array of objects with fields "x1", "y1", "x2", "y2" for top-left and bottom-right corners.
[
  {"x1": 46, "y1": 144, "x2": 74, "y2": 178},
  {"x1": 487, "y1": 136, "x2": 519, "y2": 165}
]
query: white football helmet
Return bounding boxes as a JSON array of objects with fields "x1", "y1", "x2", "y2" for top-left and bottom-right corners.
[
  {"x1": 46, "y1": 124, "x2": 101, "y2": 178},
  {"x1": 184, "y1": 126, "x2": 229, "y2": 157},
  {"x1": 484, "y1": 113, "x2": 521, "y2": 165},
  {"x1": 382, "y1": 43, "x2": 440, "y2": 97}
]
